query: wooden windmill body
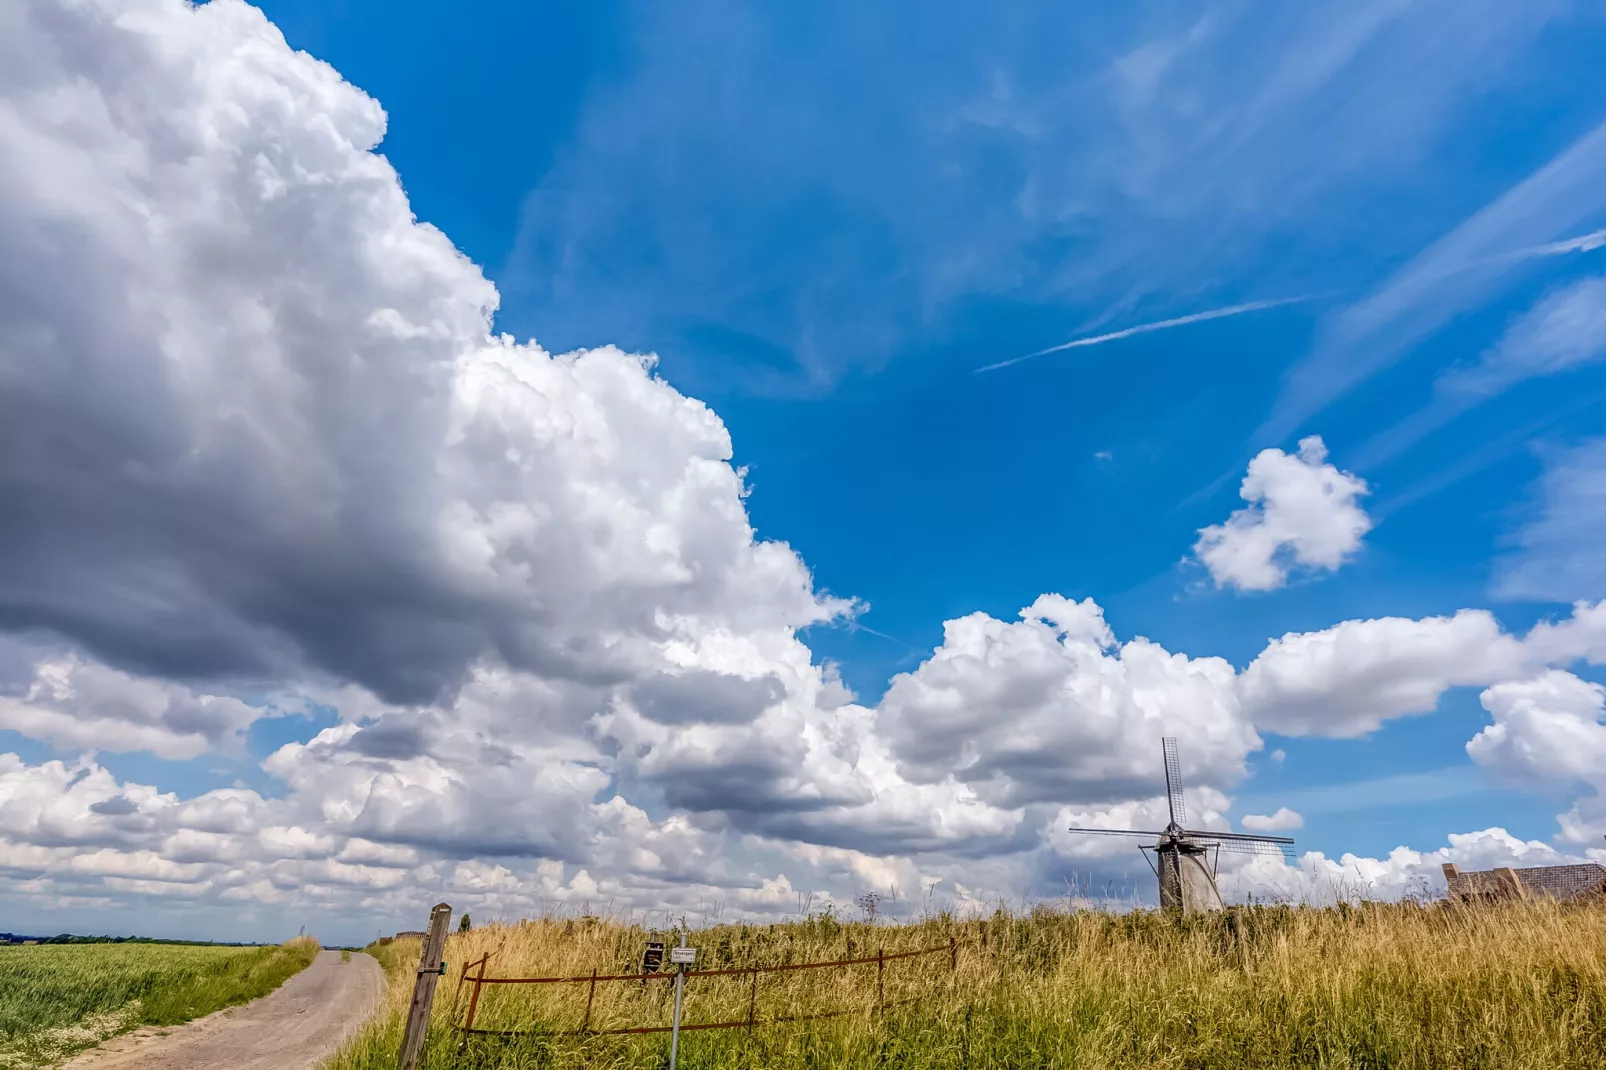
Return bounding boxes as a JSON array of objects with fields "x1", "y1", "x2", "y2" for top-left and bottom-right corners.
[{"x1": 1068, "y1": 738, "x2": 1294, "y2": 914}]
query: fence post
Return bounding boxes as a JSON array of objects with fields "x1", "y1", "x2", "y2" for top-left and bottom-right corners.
[
  {"x1": 449, "y1": 951, "x2": 485, "y2": 1032},
  {"x1": 949, "y1": 935, "x2": 957, "y2": 973},
  {"x1": 669, "y1": 931, "x2": 688, "y2": 1070},
  {"x1": 461, "y1": 953, "x2": 489, "y2": 1035},
  {"x1": 876, "y1": 949, "x2": 885, "y2": 1015},
  {"x1": 398, "y1": 902, "x2": 452, "y2": 1070},
  {"x1": 582, "y1": 968, "x2": 597, "y2": 1032},
  {"x1": 747, "y1": 967, "x2": 758, "y2": 1032}
]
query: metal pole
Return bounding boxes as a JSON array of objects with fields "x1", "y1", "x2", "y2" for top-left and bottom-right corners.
[
  {"x1": 456, "y1": 952, "x2": 488, "y2": 1054},
  {"x1": 467, "y1": 954, "x2": 489, "y2": 1028},
  {"x1": 669, "y1": 931, "x2": 687, "y2": 1070}
]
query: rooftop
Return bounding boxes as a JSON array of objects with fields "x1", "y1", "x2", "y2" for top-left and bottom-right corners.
[{"x1": 1442, "y1": 862, "x2": 1606, "y2": 902}]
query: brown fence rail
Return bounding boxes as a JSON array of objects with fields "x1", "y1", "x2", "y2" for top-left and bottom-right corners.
[{"x1": 453, "y1": 937, "x2": 966, "y2": 1040}]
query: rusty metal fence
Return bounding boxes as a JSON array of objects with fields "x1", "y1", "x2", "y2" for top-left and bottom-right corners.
[{"x1": 451, "y1": 936, "x2": 967, "y2": 1040}]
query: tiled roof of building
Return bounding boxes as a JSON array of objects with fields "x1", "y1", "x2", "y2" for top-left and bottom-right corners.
[
  {"x1": 1513, "y1": 863, "x2": 1606, "y2": 900},
  {"x1": 1443, "y1": 861, "x2": 1606, "y2": 902}
]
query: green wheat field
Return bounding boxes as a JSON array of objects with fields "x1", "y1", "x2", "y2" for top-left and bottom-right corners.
[
  {"x1": 0, "y1": 937, "x2": 318, "y2": 1069},
  {"x1": 327, "y1": 900, "x2": 1606, "y2": 1070}
]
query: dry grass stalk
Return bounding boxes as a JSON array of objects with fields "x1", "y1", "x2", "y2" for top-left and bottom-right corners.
[{"x1": 323, "y1": 899, "x2": 1606, "y2": 1069}]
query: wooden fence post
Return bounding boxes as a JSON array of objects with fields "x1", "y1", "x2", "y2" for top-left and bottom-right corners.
[
  {"x1": 876, "y1": 949, "x2": 884, "y2": 1015},
  {"x1": 398, "y1": 902, "x2": 452, "y2": 1070}
]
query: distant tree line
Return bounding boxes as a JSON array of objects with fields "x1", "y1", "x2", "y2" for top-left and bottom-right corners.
[{"x1": 0, "y1": 932, "x2": 263, "y2": 946}]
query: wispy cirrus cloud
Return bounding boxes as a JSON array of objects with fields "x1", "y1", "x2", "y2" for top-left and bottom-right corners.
[
  {"x1": 1180, "y1": 126, "x2": 1606, "y2": 509},
  {"x1": 1437, "y1": 274, "x2": 1606, "y2": 396},
  {"x1": 501, "y1": 0, "x2": 1576, "y2": 392},
  {"x1": 1369, "y1": 386, "x2": 1606, "y2": 519},
  {"x1": 1255, "y1": 119, "x2": 1606, "y2": 451},
  {"x1": 1355, "y1": 273, "x2": 1606, "y2": 468},
  {"x1": 1495, "y1": 437, "x2": 1606, "y2": 603}
]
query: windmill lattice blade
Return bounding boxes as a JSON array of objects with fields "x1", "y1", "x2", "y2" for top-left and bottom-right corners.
[
  {"x1": 1064, "y1": 827, "x2": 1165, "y2": 838},
  {"x1": 1180, "y1": 829, "x2": 1295, "y2": 845},
  {"x1": 1162, "y1": 736, "x2": 1186, "y2": 826},
  {"x1": 1206, "y1": 839, "x2": 1296, "y2": 859}
]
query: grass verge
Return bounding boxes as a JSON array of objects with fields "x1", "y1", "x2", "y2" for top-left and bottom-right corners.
[
  {"x1": 0, "y1": 936, "x2": 320, "y2": 1068},
  {"x1": 322, "y1": 900, "x2": 1606, "y2": 1069}
]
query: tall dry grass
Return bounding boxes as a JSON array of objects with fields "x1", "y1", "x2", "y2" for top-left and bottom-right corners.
[{"x1": 324, "y1": 900, "x2": 1606, "y2": 1069}]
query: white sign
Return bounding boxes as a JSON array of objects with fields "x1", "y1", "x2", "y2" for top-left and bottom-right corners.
[{"x1": 670, "y1": 946, "x2": 697, "y2": 965}]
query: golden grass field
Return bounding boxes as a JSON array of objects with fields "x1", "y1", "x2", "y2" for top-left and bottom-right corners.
[{"x1": 322, "y1": 901, "x2": 1606, "y2": 1069}]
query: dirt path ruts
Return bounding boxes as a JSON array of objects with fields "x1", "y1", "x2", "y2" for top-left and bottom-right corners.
[{"x1": 63, "y1": 949, "x2": 386, "y2": 1070}]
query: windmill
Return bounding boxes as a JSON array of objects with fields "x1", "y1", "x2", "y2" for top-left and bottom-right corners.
[{"x1": 1066, "y1": 738, "x2": 1294, "y2": 914}]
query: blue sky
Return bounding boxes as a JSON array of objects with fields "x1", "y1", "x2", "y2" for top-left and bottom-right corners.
[
  {"x1": 4, "y1": 0, "x2": 1606, "y2": 943},
  {"x1": 246, "y1": 0, "x2": 1606, "y2": 858}
]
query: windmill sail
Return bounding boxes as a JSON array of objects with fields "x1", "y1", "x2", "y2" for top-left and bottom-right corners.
[
  {"x1": 1162, "y1": 736, "x2": 1186, "y2": 827},
  {"x1": 1064, "y1": 826, "x2": 1294, "y2": 858},
  {"x1": 1210, "y1": 838, "x2": 1296, "y2": 860},
  {"x1": 1063, "y1": 827, "x2": 1164, "y2": 838}
]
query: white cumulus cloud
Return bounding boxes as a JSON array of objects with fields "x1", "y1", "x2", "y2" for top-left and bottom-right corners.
[
  {"x1": 0, "y1": 0, "x2": 1012, "y2": 934},
  {"x1": 0, "y1": 641, "x2": 272, "y2": 759},
  {"x1": 1241, "y1": 807, "x2": 1303, "y2": 831},
  {"x1": 1466, "y1": 671, "x2": 1606, "y2": 846},
  {"x1": 5, "y1": 0, "x2": 1606, "y2": 943},
  {"x1": 1239, "y1": 609, "x2": 1522, "y2": 737},
  {"x1": 1467, "y1": 671, "x2": 1606, "y2": 788},
  {"x1": 877, "y1": 594, "x2": 1258, "y2": 809},
  {"x1": 1218, "y1": 827, "x2": 1597, "y2": 906},
  {"x1": 1195, "y1": 436, "x2": 1371, "y2": 591}
]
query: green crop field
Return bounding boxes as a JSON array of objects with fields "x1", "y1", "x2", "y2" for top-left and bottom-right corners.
[
  {"x1": 327, "y1": 900, "x2": 1606, "y2": 1070},
  {"x1": 0, "y1": 938, "x2": 318, "y2": 1069}
]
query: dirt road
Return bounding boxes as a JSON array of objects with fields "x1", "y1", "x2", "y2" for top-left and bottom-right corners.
[{"x1": 63, "y1": 949, "x2": 386, "y2": 1070}]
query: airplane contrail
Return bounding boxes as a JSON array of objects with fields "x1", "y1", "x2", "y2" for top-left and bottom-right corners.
[
  {"x1": 980, "y1": 227, "x2": 1606, "y2": 378},
  {"x1": 1511, "y1": 226, "x2": 1606, "y2": 258},
  {"x1": 976, "y1": 224, "x2": 1600, "y2": 378},
  {"x1": 975, "y1": 294, "x2": 1318, "y2": 374},
  {"x1": 1432, "y1": 227, "x2": 1606, "y2": 280}
]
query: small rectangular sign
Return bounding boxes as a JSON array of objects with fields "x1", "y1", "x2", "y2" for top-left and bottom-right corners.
[{"x1": 669, "y1": 946, "x2": 696, "y2": 965}]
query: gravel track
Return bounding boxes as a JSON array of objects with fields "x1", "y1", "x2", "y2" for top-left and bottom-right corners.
[{"x1": 61, "y1": 949, "x2": 385, "y2": 1070}]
